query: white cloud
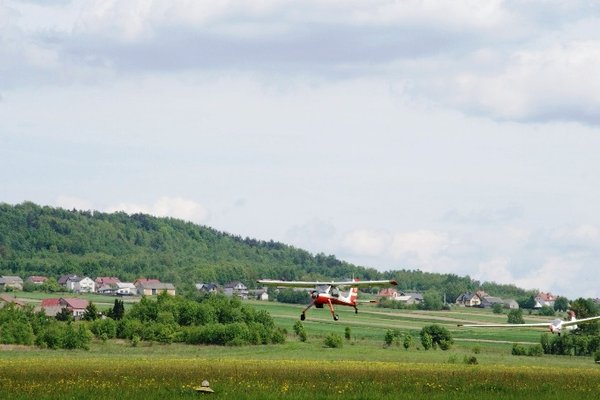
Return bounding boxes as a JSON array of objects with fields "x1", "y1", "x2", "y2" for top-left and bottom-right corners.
[
  {"x1": 512, "y1": 256, "x2": 583, "y2": 296},
  {"x1": 389, "y1": 230, "x2": 450, "y2": 264},
  {"x1": 342, "y1": 229, "x2": 391, "y2": 257},
  {"x1": 432, "y1": 41, "x2": 600, "y2": 124},
  {"x1": 473, "y1": 257, "x2": 514, "y2": 285},
  {"x1": 107, "y1": 197, "x2": 209, "y2": 223},
  {"x1": 342, "y1": 228, "x2": 450, "y2": 267}
]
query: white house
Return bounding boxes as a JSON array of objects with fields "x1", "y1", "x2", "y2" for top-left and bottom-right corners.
[
  {"x1": 224, "y1": 281, "x2": 248, "y2": 299},
  {"x1": 69, "y1": 277, "x2": 95, "y2": 293},
  {"x1": 116, "y1": 282, "x2": 137, "y2": 296}
]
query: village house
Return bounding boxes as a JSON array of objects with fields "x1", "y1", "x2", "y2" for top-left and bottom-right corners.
[
  {"x1": 0, "y1": 276, "x2": 24, "y2": 291},
  {"x1": 134, "y1": 278, "x2": 161, "y2": 287},
  {"x1": 38, "y1": 297, "x2": 89, "y2": 318},
  {"x1": 535, "y1": 292, "x2": 557, "y2": 308},
  {"x1": 136, "y1": 281, "x2": 176, "y2": 296},
  {"x1": 479, "y1": 296, "x2": 504, "y2": 308},
  {"x1": 503, "y1": 299, "x2": 520, "y2": 309},
  {"x1": 0, "y1": 294, "x2": 26, "y2": 308},
  {"x1": 224, "y1": 281, "x2": 249, "y2": 299},
  {"x1": 397, "y1": 291, "x2": 424, "y2": 305},
  {"x1": 26, "y1": 275, "x2": 48, "y2": 285},
  {"x1": 378, "y1": 287, "x2": 401, "y2": 300},
  {"x1": 39, "y1": 298, "x2": 62, "y2": 317},
  {"x1": 58, "y1": 274, "x2": 78, "y2": 289},
  {"x1": 60, "y1": 298, "x2": 90, "y2": 319},
  {"x1": 115, "y1": 282, "x2": 137, "y2": 296},
  {"x1": 68, "y1": 276, "x2": 95, "y2": 293},
  {"x1": 256, "y1": 290, "x2": 269, "y2": 301},
  {"x1": 195, "y1": 283, "x2": 221, "y2": 294},
  {"x1": 95, "y1": 277, "x2": 120, "y2": 290},
  {"x1": 456, "y1": 292, "x2": 481, "y2": 307}
]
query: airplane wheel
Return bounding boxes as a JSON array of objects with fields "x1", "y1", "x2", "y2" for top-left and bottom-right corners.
[
  {"x1": 300, "y1": 313, "x2": 305, "y2": 321},
  {"x1": 333, "y1": 314, "x2": 339, "y2": 321}
]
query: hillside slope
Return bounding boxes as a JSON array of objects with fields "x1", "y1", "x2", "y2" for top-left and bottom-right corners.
[{"x1": 0, "y1": 202, "x2": 531, "y2": 300}]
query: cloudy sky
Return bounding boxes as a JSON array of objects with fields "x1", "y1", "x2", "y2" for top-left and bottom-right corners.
[{"x1": 2, "y1": 0, "x2": 600, "y2": 298}]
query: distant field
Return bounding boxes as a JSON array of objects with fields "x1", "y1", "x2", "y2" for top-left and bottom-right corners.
[{"x1": 2, "y1": 296, "x2": 599, "y2": 399}]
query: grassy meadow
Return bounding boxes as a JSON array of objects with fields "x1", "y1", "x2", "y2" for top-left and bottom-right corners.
[{"x1": 2, "y1": 298, "x2": 600, "y2": 399}]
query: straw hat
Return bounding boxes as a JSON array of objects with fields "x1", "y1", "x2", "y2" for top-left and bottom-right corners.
[{"x1": 194, "y1": 380, "x2": 214, "y2": 393}]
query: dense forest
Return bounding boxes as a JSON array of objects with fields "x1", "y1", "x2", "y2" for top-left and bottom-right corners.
[{"x1": 0, "y1": 202, "x2": 534, "y2": 301}]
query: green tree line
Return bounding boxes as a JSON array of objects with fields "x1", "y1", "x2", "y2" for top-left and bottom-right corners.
[{"x1": 1, "y1": 202, "x2": 532, "y2": 299}]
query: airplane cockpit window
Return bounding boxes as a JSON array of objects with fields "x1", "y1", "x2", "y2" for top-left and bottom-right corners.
[{"x1": 331, "y1": 287, "x2": 340, "y2": 297}]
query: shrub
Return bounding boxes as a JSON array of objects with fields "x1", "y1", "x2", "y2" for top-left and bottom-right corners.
[
  {"x1": 507, "y1": 309, "x2": 525, "y2": 324},
  {"x1": 324, "y1": 333, "x2": 343, "y2": 348},
  {"x1": 90, "y1": 318, "x2": 117, "y2": 339},
  {"x1": 421, "y1": 332, "x2": 433, "y2": 350},
  {"x1": 384, "y1": 330, "x2": 395, "y2": 346},
  {"x1": 420, "y1": 325, "x2": 453, "y2": 350},
  {"x1": 528, "y1": 344, "x2": 544, "y2": 357},
  {"x1": 464, "y1": 356, "x2": 478, "y2": 365},
  {"x1": 403, "y1": 334, "x2": 413, "y2": 350},
  {"x1": 512, "y1": 343, "x2": 527, "y2": 356},
  {"x1": 270, "y1": 328, "x2": 286, "y2": 344},
  {"x1": 492, "y1": 303, "x2": 504, "y2": 314},
  {"x1": 344, "y1": 326, "x2": 351, "y2": 340}
]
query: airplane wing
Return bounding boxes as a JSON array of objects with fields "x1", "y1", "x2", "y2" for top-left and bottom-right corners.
[
  {"x1": 458, "y1": 322, "x2": 552, "y2": 328},
  {"x1": 561, "y1": 315, "x2": 600, "y2": 327},
  {"x1": 257, "y1": 279, "x2": 397, "y2": 288},
  {"x1": 459, "y1": 315, "x2": 600, "y2": 328}
]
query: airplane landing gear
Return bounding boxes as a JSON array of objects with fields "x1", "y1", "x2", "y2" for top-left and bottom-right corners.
[
  {"x1": 300, "y1": 313, "x2": 306, "y2": 321},
  {"x1": 333, "y1": 314, "x2": 339, "y2": 321}
]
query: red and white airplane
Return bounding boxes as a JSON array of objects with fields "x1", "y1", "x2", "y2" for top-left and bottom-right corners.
[
  {"x1": 458, "y1": 311, "x2": 600, "y2": 335},
  {"x1": 257, "y1": 278, "x2": 397, "y2": 321}
]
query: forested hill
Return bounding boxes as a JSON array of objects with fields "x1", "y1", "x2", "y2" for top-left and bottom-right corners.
[{"x1": 0, "y1": 202, "x2": 533, "y2": 300}]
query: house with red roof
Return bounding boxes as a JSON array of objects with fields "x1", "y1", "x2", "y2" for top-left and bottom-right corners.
[
  {"x1": 39, "y1": 297, "x2": 89, "y2": 318},
  {"x1": 59, "y1": 298, "x2": 90, "y2": 319},
  {"x1": 95, "y1": 276, "x2": 121, "y2": 287},
  {"x1": 133, "y1": 278, "x2": 161, "y2": 286},
  {"x1": 378, "y1": 288, "x2": 401, "y2": 300},
  {"x1": 40, "y1": 298, "x2": 62, "y2": 317},
  {"x1": 26, "y1": 275, "x2": 49, "y2": 285},
  {"x1": 535, "y1": 292, "x2": 557, "y2": 308}
]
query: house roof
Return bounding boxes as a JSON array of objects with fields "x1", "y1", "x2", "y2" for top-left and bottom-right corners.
[
  {"x1": 95, "y1": 277, "x2": 121, "y2": 285},
  {"x1": 58, "y1": 274, "x2": 78, "y2": 285},
  {"x1": 134, "y1": 278, "x2": 161, "y2": 286},
  {"x1": 41, "y1": 298, "x2": 61, "y2": 307},
  {"x1": 401, "y1": 292, "x2": 424, "y2": 300},
  {"x1": 536, "y1": 292, "x2": 557, "y2": 301},
  {"x1": 60, "y1": 298, "x2": 89, "y2": 310},
  {"x1": 137, "y1": 282, "x2": 175, "y2": 290},
  {"x1": 196, "y1": 283, "x2": 220, "y2": 291},
  {"x1": 116, "y1": 282, "x2": 136, "y2": 289},
  {"x1": 0, "y1": 276, "x2": 23, "y2": 284},
  {"x1": 481, "y1": 296, "x2": 503, "y2": 304},
  {"x1": 456, "y1": 292, "x2": 479, "y2": 302},
  {"x1": 0, "y1": 294, "x2": 26, "y2": 307},
  {"x1": 224, "y1": 281, "x2": 246, "y2": 288},
  {"x1": 27, "y1": 275, "x2": 48, "y2": 283}
]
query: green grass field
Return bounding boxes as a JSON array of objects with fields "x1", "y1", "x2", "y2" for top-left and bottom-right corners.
[{"x1": 1, "y1": 298, "x2": 599, "y2": 399}]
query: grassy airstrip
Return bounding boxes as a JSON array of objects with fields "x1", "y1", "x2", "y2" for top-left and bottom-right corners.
[{"x1": 1, "y1": 299, "x2": 600, "y2": 399}]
